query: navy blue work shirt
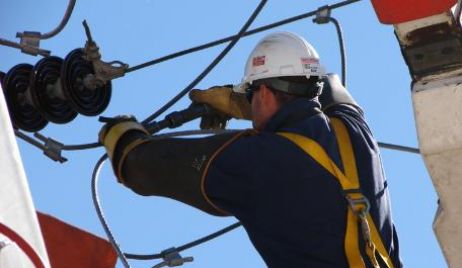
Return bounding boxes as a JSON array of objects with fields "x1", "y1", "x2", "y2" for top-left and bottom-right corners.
[{"x1": 204, "y1": 98, "x2": 402, "y2": 268}]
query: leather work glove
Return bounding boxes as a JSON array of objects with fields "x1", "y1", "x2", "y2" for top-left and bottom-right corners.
[
  {"x1": 189, "y1": 85, "x2": 252, "y2": 123},
  {"x1": 198, "y1": 106, "x2": 230, "y2": 130},
  {"x1": 98, "y1": 115, "x2": 148, "y2": 160}
]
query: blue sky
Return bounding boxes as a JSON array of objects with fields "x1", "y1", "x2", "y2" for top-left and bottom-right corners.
[{"x1": 1, "y1": 0, "x2": 446, "y2": 267}]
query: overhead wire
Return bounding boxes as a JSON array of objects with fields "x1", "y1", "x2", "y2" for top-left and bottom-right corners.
[
  {"x1": 328, "y1": 17, "x2": 347, "y2": 88},
  {"x1": 378, "y1": 142, "x2": 420, "y2": 154},
  {"x1": 126, "y1": 0, "x2": 362, "y2": 74},
  {"x1": 124, "y1": 222, "x2": 243, "y2": 260},
  {"x1": 62, "y1": 141, "x2": 101, "y2": 150},
  {"x1": 16, "y1": 0, "x2": 77, "y2": 40}
]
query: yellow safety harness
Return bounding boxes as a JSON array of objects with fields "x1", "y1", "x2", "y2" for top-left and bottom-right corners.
[{"x1": 278, "y1": 117, "x2": 394, "y2": 268}]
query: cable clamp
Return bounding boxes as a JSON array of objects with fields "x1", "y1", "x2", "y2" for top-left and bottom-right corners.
[
  {"x1": 34, "y1": 133, "x2": 67, "y2": 163},
  {"x1": 81, "y1": 21, "x2": 128, "y2": 89},
  {"x1": 313, "y1": 5, "x2": 331, "y2": 24},
  {"x1": 152, "y1": 247, "x2": 194, "y2": 268},
  {"x1": 15, "y1": 31, "x2": 51, "y2": 56}
]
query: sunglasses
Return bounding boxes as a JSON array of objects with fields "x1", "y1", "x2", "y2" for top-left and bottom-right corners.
[{"x1": 245, "y1": 84, "x2": 261, "y2": 103}]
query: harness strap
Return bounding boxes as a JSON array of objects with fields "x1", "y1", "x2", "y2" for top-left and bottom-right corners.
[{"x1": 277, "y1": 118, "x2": 394, "y2": 268}]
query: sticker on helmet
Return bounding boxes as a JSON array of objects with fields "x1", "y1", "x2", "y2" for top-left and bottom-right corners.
[
  {"x1": 301, "y1": 57, "x2": 318, "y2": 69},
  {"x1": 252, "y1": 56, "x2": 266, "y2": 67}
]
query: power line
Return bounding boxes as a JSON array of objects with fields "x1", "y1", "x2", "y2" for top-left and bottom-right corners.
[
  {"x1": 126, "y1": 0, "x2": 362, "y2": 74},
  {"x1": 378, "y1": 142, "x2": 420, "y2": 154},
  {"x1": 124, "y1": 222, "x2": 242, "y2": 260}
]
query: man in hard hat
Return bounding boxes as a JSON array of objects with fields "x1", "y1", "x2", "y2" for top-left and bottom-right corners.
[{"x1": 99, "y1": 32, "x2": 402, "y2": 267}]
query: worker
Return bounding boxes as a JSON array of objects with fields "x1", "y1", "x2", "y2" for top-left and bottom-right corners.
[{"x1": 99, "y1": 31, "x2": 402, "y2": 268}]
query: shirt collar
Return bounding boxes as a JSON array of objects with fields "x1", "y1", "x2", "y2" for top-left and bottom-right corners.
[{"x1": 263, "y1": 98, "x2": 322, "y2": 132}]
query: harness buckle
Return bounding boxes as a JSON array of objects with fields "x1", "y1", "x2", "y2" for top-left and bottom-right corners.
[
  {"x1": 344, "y1": 189, "x2": 370, "y2": 215},
  {"x1": 344, "y1": 189, "x2": 373, "y2": 246}
]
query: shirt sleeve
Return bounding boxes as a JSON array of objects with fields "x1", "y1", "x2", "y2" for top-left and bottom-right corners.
[{"x1": 202, "y1": 134, "x2": 260, "y2": 218}]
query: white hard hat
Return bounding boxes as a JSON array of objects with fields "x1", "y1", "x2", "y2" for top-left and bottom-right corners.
[{"x1": 235, "y1": 31, "x2": 325, "y2": 93}]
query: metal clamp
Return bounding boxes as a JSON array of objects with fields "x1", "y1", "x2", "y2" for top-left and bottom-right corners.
[
  {"x1": 16, "y1": 31, "x2": 52, "y2": 56},
  {"x1": 81, "y1": 20, "x2": 128, "y2": 89},
  {"x1": 152, "y1": 247, "x2": 194, "y2": 268},
  {"x1": 34, "y1": 132, "x2": 67, "y2": 163},
  {"x1": 313, "y1": 5, "x2": 331, "y2": 24}
]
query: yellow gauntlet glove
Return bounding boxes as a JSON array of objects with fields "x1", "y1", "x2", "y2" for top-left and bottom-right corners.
[{"x1": 189, "y1": 86, "x2": 252, "y2": 121}]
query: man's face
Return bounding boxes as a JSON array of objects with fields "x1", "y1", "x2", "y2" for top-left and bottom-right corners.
[{"x1": 251, "y1": 85, "x2": 280, "y2": 131}]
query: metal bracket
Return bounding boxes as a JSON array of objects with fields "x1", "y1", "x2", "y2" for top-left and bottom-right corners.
[
  {"x1": 81, "y1": 20, "x2": 128, "y2": 89},
  {"x1": 313, "y1": 5, "x2": 331, "y2": 24},
  {"x1": 152, "y1": 247, "x2": 193, "y2": 268}
]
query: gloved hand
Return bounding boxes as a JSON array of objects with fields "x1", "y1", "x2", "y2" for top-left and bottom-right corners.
[
  {"x1": 189, "y1": 85, "x2": 252, "y2": 121},
  {"x1": 199, "y1": 107, "x2": 230, "y2": 130},
  {"x1": 98, "y1": 115, "x2": 148, "y2": 159}
]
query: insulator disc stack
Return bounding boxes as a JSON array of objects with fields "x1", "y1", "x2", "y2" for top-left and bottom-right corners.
[{"x1": 1, "y1": 48, "x2": 113, "y2": 132}]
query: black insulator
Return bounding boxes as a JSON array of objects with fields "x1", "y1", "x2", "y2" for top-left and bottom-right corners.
[
  {"x1": 2, "y1": 64, "x2": 48, "y2": 132},
  {"x1": 61, "y1": 48, "x2": 111, "y2": 116},
  {"x1": 30, "y1": 56, "x2": 78, "y2": 124}
]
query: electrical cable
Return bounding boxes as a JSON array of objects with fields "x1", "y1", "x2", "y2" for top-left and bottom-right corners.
[
  {"x1": 328, "y1": 17, "x2": 347, "y2": 88},
  {"x1": 124, "y1": 222, "x2": 242, "y2": 260},
  {"x1": 92, "y1": 154, "x2": 132, "y2": 268},
  {"x1": 17, "y1": 0, "x2": 77, "y2": 40},
  {"x1": 126, "y1": 0, "x2": 362, "y2": 74},
  {"x1": 62, "y1": 142, "x2": 101, "y2": 150},
  {"x1": 140, "y1": 0, "x2": 268, "y2": 125},
  {"x1": 14, "y1": 129, "x2": 47, "y2": 152},
  {"x1": 0, "y1": 38, "x2": 23, "y2": 50},
  {"x1": 378, "y1": 142, "x2": 420, "y2": 154},
  {"x1": 176, "y1": 222, "x2": 242, "y2": 254}
]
